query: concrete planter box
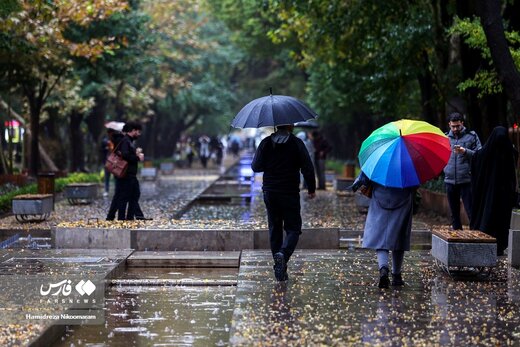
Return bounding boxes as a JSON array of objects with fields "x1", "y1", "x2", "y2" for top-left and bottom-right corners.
[
  {"x1": 54, "y1": 227, "x2": 132, "y2": 249},
  {"x1": 419, "y1": 188, "x2": 469, "y2": 225},
  {"x1": 254, "y1": 228, "x2": 339, "y2": 249},
  {"x1": 54, "y1": 227, "x2": 340, "y2": 251},
  {"x1": 510, "y1": 211, "x2": 520, "y2": 229},
  {"x1": 160, "y1": 162, "x2": 175, "y2": 175},
  {"x1": 140, "y1": 167, "x2": 158, "y2": 181},
  {"x1": 509, "y1": 229, "x2": 520, "y2": 268},
  {"x1": 432, "y1": 230, "x2": 496, "y2": 268},
  {"x1": 12, "y1": 194, "x2": 53, "y2": 222},
  {"x1": 334, "y1": 177, "x2": 354, "y2": 191},
  {"x1": 64, "y1": 183, "x2": 99, "y2": 204}
]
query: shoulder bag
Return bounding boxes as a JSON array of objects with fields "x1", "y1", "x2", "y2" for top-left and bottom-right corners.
[{"x1": 105, "y1": 140, "x2": 128, "y2": 178}]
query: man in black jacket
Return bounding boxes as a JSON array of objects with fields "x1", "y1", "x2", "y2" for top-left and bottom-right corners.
[
  {"x1": 106, "y1": 121, "x2": 145, "y2": 220},
  {"x1": 252, "y1": 124, "x2": 316, "y2": 281}
]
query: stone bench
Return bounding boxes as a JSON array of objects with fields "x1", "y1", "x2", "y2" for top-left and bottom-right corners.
[
  {"x1": 64, "y1": 183, "x2": 99, "y2": 205},
  {"x1": 12, "y1": 194, "x2": 53, "y2": 222},
  {"x1": 432, "y1": 229, "x2": 496, "y2": 268}
]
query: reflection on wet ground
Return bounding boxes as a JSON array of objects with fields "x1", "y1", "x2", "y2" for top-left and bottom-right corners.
[
  {"x1": 231, "y1": 250, "x2": 520, "y2": 346},
  {"x1": 55, "y1": 268, "x2": 236, "y2": 347},
  {"x1": 0, "y1": 249, "x2": 131, "y2": 346}
]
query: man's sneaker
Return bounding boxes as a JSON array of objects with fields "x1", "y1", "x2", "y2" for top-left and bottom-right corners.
[
  {"x1": 378, "y1": 266, "x2": 390, "y2": 289},
  {"x1": 273, "y1": 252, "x2": 287, "y2": 281},
  {"x1": 391, "y1": 273, "x2": 405, "y2": 286}
]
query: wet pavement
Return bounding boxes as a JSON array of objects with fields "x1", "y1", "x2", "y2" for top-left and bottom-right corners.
[
  {"x1": 4, "y1": 152, "x2": 515, "y2": 346},
  {"x1": 0, "y1": 249, "x2": 131, "y2": 346},
  {"x1": 230, "y1": 250, "x2": 520, "y2": 346},
  {"x1": 55, "y1": 268, "x2": 236, "y2": 347}
]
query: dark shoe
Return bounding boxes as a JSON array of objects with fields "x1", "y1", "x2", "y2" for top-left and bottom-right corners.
[
  {"x1": 136, "y1": 216, "x2": 153, "y2": 221},
  {"x1": 391, "y1": 273, "x2": 405, "y2": 286},
  {"x1": 273, "y1": 252, "x2": 287, "y2": 281},
  {"x1": 378, "y1": 266, "x2": 390, "y2": 289}
]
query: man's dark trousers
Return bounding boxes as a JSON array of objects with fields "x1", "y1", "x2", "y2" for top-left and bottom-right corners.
[
  {"x1": 263, "y1": 191, "x2": 302, "y2": 262},
  {"x1": 445, "y1": 182, "x2": 472, "y2": 230}
]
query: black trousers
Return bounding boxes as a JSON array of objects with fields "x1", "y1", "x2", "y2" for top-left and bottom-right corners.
[
  {"x1": 445, "y1": 182, "x2": 472, "y2": 230},
  {"x1": 107, "y1": 176, "x2": 142, "y2": 220},
  {"x1": 263, "y1": 191, "x2": 302, "y2": 263}
]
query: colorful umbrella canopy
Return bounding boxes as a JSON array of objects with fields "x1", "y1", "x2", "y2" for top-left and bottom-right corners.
[{"x1": 358, "y1": 119, "x2": 451, "y2": 188}]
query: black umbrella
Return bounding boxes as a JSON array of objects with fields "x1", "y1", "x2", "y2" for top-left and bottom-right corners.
[
  {"x1": 294, "y1": 119, "x2": 319, "y2": 129},
  {"x1": 231, "y1": 90, "x2": 318, "y2": 128}
]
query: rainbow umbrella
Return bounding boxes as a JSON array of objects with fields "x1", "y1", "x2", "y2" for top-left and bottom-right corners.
[{"x1": 358, "y1": 119, "x2": 451, "y2": 188}]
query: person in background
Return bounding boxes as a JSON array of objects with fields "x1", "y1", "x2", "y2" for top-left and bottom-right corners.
[
  {"x1": 443, "y1": 112, "x2": 482, "y2": 230},
  {"x1": 252, "y1": 124, "x2": 316, "y2": 281},
  {"x1": 296, "y1": 130, "x2": 315, "y2": 189},
  {"x1": 101, "y1": 129, "x2": 115, "y2": 197},
  {"x1": 312, "y1": 130, "x2": 332, "y2": 190},
  {"x1": 198, "y1": 135, "x2": 211, "y2": 168},
  {"x1": 106, "y1": 122, "x2": 150, "y2": 220},
  {"x1": 470, "y1": 126, "x2": 518, "y2": 256}
]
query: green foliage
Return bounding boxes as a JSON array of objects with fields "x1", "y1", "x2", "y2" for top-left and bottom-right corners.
[
  {"x1": 0, "y1": 173, "x2": 101, "y2": 213},
  {"x1": 449, "y1": 16, "x2": 520, "y2": 98},
  {"x1": 421, "y1": 175, "x2": 445, "y2": 193}
]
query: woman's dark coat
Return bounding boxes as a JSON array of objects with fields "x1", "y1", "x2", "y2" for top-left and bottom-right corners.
[{"x1": 470, "y1": 126, "x2": 518, "y2": 253}]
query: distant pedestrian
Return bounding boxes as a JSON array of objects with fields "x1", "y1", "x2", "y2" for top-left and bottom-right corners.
[
  {"x1": 252, "y1": 124, "x2": 316, "y2": 281},
  {"x1": 100, "y1": 130, "x2": 115, "y2": 197},
  {"x1": 470, "y1": 126, "x2": 518, "y2": 256},
  {"x1": 312, "y1": 130, "x2": 331, "y2": 190},
  {"x1": 352, "y1": 171, "x2": 416, "y2": 288},
  {"x1": 443, "y1": 112, "x2": 482, "y2": 230},
  {"x1": 198, "y1": 135, "x2": 211, "y2": 168},
  {"x1": 296, "y1": 130, "x2": 315, "y2": 189},
  {"x1": 106, "y1": 121, "x2": 148, "y2": 220}
]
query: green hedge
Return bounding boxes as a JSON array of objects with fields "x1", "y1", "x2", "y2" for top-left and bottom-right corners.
[{"x1": 0, "y1": 173, "x2": 102, "y2": 214}]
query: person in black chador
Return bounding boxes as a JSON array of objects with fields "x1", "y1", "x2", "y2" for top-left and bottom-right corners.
[
  {"x1": 251, "y1": 124, "x2": 316, "y2": 281},
  {"x1": 470, "y1": 126, "x2": 518, "y2": 256},
  {"x1": 106, "y1": 122, "x2": 149, "y2": 220}
]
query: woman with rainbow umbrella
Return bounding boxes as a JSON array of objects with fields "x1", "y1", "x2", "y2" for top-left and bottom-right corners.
[{"x1": 353, "y1": 119, "x2": 450, "y2": 288}]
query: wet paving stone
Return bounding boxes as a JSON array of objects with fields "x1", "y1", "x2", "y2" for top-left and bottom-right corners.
[
  {"x1": 55, "y1": 269, "x2": 236, "y2": 347},
  {"x1": 0, "y1": 249, "x2": 131, "y2": 346},
  {"x1": 230, "y1": 250, "x2": 520, "y2": 346}
]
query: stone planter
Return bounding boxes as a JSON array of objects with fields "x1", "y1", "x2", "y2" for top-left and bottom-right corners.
[
  {"x1": 334, "y1": 177, "x2": 354, "y2": 191},
  {"x1": 12, "y1": 194, "x2": 53, "y2": 222},
  {"x1": 160, "y1": 162, "x2": 174, "y2": 175},
  {"x1": 140, "y1": 167, "x2": 158, "y2": 181},
  {"x1": 64, "y1": 183, "x2": 99, "y2": 205},
  {"x1": 509, "y1": 229, "x2": 520, "y2": 268},
  {"x1": 432, "y1": 229, "x2": 496, "y2": 268},
  {"x1": 419, "y1": 188, "x2": 469, "y2": 225}
]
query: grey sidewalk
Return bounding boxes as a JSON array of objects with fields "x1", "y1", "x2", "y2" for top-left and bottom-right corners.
[{"x1": 231, "y1": 250, "x2": 520, "y2": 346}]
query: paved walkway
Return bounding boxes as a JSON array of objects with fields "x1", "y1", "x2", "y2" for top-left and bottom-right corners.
[{"x1": 231, "y1": 250, "x2": 520, "y2": 346}]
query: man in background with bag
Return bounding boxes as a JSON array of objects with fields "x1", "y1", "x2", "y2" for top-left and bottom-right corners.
[{"x1": 106, "y1": 121, "x2": 146, "y2": 220}]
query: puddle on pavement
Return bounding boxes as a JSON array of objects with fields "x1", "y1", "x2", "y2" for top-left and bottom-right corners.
[{"x1": 55, "y1": 268, "x2": 237, "y2": 347}]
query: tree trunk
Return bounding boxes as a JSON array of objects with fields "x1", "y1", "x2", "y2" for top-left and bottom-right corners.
[
  {"x1": 69, "y1": 111, "x2": 85, "y2": 172},
  {"x1": 0, "y1": 98, "x2": 58, "y2": 172},
  {"x1": 477, "y1": 0, "x2": 520, "y2": 118},
  {"x1": 27, "y1": 92, "x2": 42, "y2": 176},
  {"x1": 86, "y1": 94, "x2": 109, "y2": 164}
]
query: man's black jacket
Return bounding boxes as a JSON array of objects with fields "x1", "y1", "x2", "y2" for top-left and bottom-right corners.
[{"x1": 251, "y1": 132, "x2": 316, "y2": 194}]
